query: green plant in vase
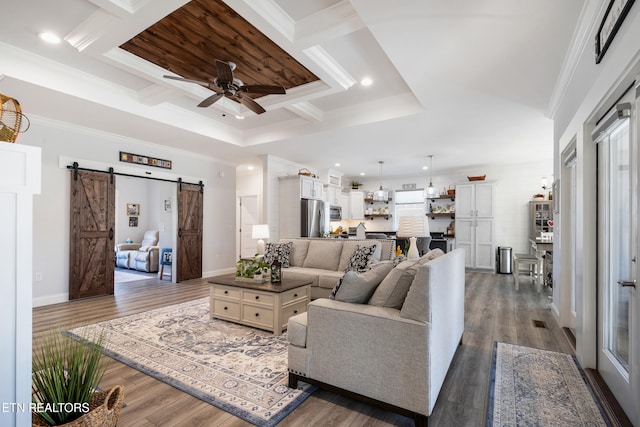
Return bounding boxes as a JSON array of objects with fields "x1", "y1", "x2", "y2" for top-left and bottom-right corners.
[
  {"x1": 32, "y1": 327, "x2": 111, "y2": 425},
  {"x1": 236, "y1": 257, "x2": 270, "y2": 279}
]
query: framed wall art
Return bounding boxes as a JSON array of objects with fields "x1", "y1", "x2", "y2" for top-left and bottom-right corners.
[
  {"x1": 595, "y1": 0, "x2": 635, "y2": 64},
  {"x1": 126, "y1": 203, "x2": 140, "y2": 216},
  {"x1": 128, "y1": 216, "x2": 138, "y2": 227}
]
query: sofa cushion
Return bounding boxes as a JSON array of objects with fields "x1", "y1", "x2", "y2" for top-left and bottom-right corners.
[
  {"x1": 400, "y1": 264, "x2": 432, "y2": 323},
  {"x1": 303, "y1": 240, "x2": 343, "y2": 271},
  {"x1": 345, "y1": 244, "x2": 378, "y2": 272},
  {"x1": 287, "y1": 312, "x2": 308, "y2": 348},
  {"x1": 418, "y1": 248, "x2": 445, "y2": 264},
  {"x1": 369, "y1": 259, "x2": 420, "y2": 309},
  {"x1": 337, "y1": 241, "x2": 381, "y2": 271},
  {"x1": 286, "y1": 239, "x2": 310, "y2": 267},
  {"x1": 264, "y1": 242, "x2": 293, "y2": 267},
  {"x1": 329, "y1": 261, "x2": 393, "y2": 303}
]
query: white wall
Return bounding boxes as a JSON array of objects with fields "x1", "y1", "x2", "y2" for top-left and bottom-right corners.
[
  {"x1": 552, "y1": 1, "x2": 640, "y2": 372},
  {"x1": 23, "y1": 117, "x2": 237, "y2": 307}
]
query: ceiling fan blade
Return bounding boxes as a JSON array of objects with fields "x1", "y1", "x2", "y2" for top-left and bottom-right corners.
[
  {"x1": 240, "y1": 84, "x2": 286, "y2": 95},
  {"x1": 215, "y1": 60, "x2": 234, "y2": 83},
  {"x1": 197, "y1": 93, "x2": 224, "y2": 108},
  {"x1": 234, "y1": 94, "x2": 266, "y2": 114},
  {"x1": 163, "y1": 75, "x2": 212, "y2": 86}
]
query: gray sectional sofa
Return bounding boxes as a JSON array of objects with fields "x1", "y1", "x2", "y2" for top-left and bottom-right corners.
[
  {"x1": 276, "y1": 238, "x2": 396, "y2": 299},
  {"x1": 287, "y1": 248, "x2": 466, "y2": 426}
]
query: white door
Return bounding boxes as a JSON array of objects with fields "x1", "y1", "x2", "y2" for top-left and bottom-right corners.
[
  {"x1": 475, "y1": 218, "x2": 495, "y2": 269},
  {"x1": 239, "y1": 195, "x2": 259, "y2": 258},
  {"x1": 455, "y1": 184, "x2": 474, "y2": 217},
  {"x1": 456, "y1": 218, "x2": 474, "y2": 268},
  {"x1": 596, "y1": 91, "x2": 638, "y2": 423},
  {"x1": 474, "y1": 183, "x2": 495, "y2": 217}
]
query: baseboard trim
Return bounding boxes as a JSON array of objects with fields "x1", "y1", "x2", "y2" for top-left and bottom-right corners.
[
  {"x1": 561, "y1": 327, "x2": 576, "y2": 354},
  {"x1": 583, "y1": 368, "x2": 633, "y2": 427}
]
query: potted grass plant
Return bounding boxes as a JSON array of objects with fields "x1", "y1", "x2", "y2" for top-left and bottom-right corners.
[{"x1": 32, "y1": 327, "x2": 124, "y2": 427}]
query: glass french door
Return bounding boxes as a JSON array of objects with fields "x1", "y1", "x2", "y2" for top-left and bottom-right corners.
[{"x1": 596, "y1": 91, "x2": 638, "y2": 424}]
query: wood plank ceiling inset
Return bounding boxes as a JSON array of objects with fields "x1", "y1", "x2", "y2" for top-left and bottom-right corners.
[{"x1": 120, "y1": 0, "x2": 319, "y2": 98}]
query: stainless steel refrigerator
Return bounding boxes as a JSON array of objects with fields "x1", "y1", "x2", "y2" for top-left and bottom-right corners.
[{"x1": 301, "y1": 199, "x2": 325, "y2": 237}]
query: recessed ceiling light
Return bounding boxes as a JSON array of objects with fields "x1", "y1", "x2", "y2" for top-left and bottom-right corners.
[
  {"x1": 247, "y1": 165, "x2": 255, "y2": 171},
  {"x1": 360, "y1": 77, "x2": 373, "y2": 87},
  {"x1": 38, "y1": 32, "x2": 61, "y2": 44},
  {"x1": 422, "y1": 166, "x2": 429, "y2": 170},
  {"x1": 360, "y1": 172, "x2": 365, "y2": 176},
  {"x1": 235, "y1": 115, "x2": 245, "y2": 120},
  {"x1": 334, "y1": 163, "x2": 341, "y2": 167}
]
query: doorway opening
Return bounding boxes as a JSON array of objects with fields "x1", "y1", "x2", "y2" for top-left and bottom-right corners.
[{"x1": 114, "y1": 176, "x2": 176, "y2": 286}]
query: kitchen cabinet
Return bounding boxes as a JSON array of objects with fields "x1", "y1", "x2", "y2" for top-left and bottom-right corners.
[
  {"x1": 349, "y1": 191, "x2": 365, "y2": 220},
  {"x1": 455, "y1": 181, "x2": 496, "y2": 270},
  {"x1": 529, "y1": 200, "x2": 553, "y2": 238},
  {"x1": 340, "y1": 193, "x2": 351, "y2": 219},
  {"x1": 325, "y1": 185, "x2": 341, "y2": 206},
  {"x1": 300, "y1": 176, "x2": 323, "y2": 200}
]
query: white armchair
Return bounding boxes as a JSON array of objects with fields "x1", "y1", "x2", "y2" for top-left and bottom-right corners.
[{"x1": 115, "y1": 230, "x2": 160, "y2": 272}]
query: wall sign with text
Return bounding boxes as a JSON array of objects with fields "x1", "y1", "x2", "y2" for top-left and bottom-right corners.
[{"x1": 120, "y1": 151, "x2": 172, "y2": 169}]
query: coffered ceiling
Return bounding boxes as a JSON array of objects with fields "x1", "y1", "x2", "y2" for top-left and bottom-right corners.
[{"x1": 0, "y1": 0, "x2": 585, "y2": 178}]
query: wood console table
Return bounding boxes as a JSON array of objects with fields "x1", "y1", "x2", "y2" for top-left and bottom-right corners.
[{"x1": 208, "y1": 274, "x2": 311, "y2": 335}]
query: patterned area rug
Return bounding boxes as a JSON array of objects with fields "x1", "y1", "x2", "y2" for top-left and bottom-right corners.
[
  {"x1": 67, "y1": 298, "x2": 315, "y2": 426},
  {"x1": 487, "y1": 342, "x2": 610, "y2": 426}
]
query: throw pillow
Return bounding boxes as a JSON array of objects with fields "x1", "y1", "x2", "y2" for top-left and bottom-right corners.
[
  {"x1": 345, "y1": 244, "x2": 377, "y2": 272},
  {"x1": 417, "y1": 248, "x2": 445, "y2": 264},
  {"x1": 264, "y1": 242, "x2": 293, "y2": 268},
  {"x1": 369, "y1": 259, "x2": 420, "y2": 309},
  {"x1": 400, "y1": 265, "x2": 431, "y2": 323},
  {"x1": 330, "y1": 261, "x2": 393, "y2": 303},
  {"x1": 303, "y1": 240, "x2": 343, "y2": 270}
]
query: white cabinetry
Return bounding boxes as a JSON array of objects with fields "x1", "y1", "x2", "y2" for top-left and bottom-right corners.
[
  {"x1": 455, "y1": 181, "x2": 496, "y2": 270},
  {"x1": 349, "y1": 191, "x2": 365, "y2": 220},
  {"x1": 340, "y1": 193, "x2": 351, "y2": 219},
  {"x1": 300, "y1": 176, "x2": 323, "y2": 200},
  {"x1": 326, "y1": 185, "x2": 341, "y2": 206}
]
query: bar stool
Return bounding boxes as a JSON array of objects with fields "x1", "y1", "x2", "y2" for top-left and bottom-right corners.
[
  {"x1": 159, "y1": 248, "x2": 172, "y2": 281},
  {"x1": 512, "y1": 253, "x2": 542, "y2": 292}
]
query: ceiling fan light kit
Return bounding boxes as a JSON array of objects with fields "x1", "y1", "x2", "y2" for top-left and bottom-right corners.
[{"x1": 164, "y1": 60, "x2": 286, "y2": 115}]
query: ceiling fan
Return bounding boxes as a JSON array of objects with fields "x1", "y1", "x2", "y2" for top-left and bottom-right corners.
[{"x1": 163, "y1": 60, "x2": 286, "y2": 115}]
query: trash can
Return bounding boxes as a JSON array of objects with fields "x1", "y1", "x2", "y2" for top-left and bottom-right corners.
[{"x1": 497, "y1": 246, "x2": 512, "y2": 274}]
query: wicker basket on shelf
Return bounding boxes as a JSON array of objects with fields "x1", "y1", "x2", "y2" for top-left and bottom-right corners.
[{"x1": 467, "y1": 175, "x2": 486, "y2": 181}]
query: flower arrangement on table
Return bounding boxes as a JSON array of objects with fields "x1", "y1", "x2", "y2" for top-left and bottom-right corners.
[{"x1": 235, "y1": 257, "x2": 270, "y2": 283}]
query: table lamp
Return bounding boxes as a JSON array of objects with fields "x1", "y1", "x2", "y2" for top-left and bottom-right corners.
[
  {"x1": 397, "y1": 216, "x2": 430, "y2": 259},
  {"x1": 252, "y1": 224, "x2": 270, "y2": 255}
]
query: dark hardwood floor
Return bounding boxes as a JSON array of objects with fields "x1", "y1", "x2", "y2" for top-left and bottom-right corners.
[{"x1": 32, "y1": 271, "x2": 569, "y2": 426}]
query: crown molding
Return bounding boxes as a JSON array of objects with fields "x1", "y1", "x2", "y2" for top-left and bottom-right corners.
[
  {"x1": 546, "y1": 0, "x2": 605, "y2": 119},
  {"x1": 303, "y1": 45, "x2": 356, "y2": 90}
]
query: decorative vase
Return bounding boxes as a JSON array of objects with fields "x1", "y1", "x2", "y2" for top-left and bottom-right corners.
[
  {"x1": 32, "y1": 385, "x2": 125, "y2": 427},
  {"x1": 407, "y1": 237, "x2": 419, "y2": 259}
]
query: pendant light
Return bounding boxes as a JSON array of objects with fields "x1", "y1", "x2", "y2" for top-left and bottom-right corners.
[
  {"x1": 427, "y1": 155, "x2": 436, "y2": 196},
  {"x1": 375, "y1": 161, "x2": 386, "y2": 201}
]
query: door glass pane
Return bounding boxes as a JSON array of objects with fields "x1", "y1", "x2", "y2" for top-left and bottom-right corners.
[{"x1": 606, "y1": 121, "x2": 630, "y2": 370}]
